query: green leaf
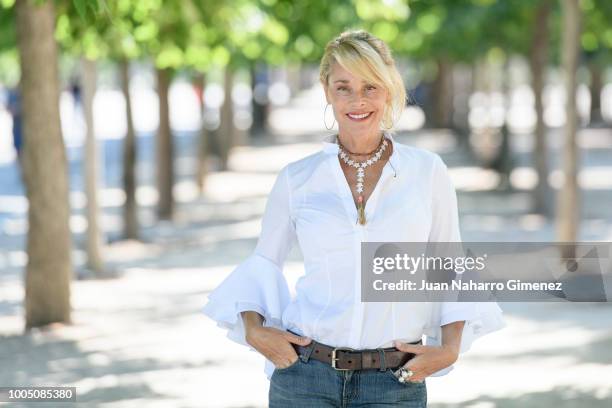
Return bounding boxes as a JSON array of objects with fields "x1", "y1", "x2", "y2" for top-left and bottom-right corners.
[{"x1": 73, "y1": 0, "x2": 87, "y2": 20}]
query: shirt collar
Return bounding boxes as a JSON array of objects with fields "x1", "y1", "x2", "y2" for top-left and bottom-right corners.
[{"x1": 321, "y1": 130, "x2": 402, "y2": 175}]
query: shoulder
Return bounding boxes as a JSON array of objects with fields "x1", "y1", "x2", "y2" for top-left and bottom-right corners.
[
  {"x1": 280, "y1": 150, "x2": 329, "y2": 189},
  {"x1": 286, "y1": 150, "x2": 327, "y2": 172}
]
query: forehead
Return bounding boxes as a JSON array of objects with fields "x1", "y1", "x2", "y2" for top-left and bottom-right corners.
[{"x1": 328, "y1": 62, "x2": 368, "y2": 83}]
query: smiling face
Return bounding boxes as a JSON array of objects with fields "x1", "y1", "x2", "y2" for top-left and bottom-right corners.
[{"x1": 323, "y1": 61, "x2": 389, "y2": 136}]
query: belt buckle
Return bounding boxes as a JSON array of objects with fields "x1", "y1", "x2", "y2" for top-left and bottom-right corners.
[{"x1": 331, "y1": 347, "x2": 354, "y2": 370}]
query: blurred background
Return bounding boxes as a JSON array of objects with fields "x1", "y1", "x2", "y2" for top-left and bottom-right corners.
[{"x1": 0, "y1": 0, "x2": 611, "y2": 406}]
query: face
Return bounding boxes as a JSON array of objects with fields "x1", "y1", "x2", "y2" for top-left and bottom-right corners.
[{"x1": 323, "y1": 61, "x2": 388, "y2": 135}]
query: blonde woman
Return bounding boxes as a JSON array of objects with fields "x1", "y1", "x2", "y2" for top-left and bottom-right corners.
[{"x1": 203, "y1": 29, "x2": 505, "y2": 407}]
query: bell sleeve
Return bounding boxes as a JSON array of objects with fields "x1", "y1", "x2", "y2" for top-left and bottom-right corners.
[
  {"x1": 424, "y1": 154, "x2": 506, "y2": 376},
  {"x1": 201, "y1": 164, "x2": 297, "y2": 352}
]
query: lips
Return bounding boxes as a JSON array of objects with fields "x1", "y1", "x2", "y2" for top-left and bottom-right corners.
[{"x1": 347, "y1": 112, "x2": 373, "y2": 121}]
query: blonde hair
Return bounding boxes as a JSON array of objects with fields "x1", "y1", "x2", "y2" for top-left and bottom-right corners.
[{"x1": 319, "y1": 29, "x2": 406, "y2": 131}]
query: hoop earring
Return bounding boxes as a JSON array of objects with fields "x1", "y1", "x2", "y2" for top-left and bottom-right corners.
[{"x1": 324, "y1": 103, "x2": 336, "y2": 130}]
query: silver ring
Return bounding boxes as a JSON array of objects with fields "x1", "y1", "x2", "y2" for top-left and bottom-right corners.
[{"x1": 397, "y1": 368, "x2": 414, "y2": 383}]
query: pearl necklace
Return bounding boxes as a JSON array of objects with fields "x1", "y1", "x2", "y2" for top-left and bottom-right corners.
[{"x1": 336, "y1": 134, "x2": 388, "y2": 225}]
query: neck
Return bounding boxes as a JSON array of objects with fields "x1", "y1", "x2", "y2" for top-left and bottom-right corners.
[{"x1": 337, "y1": 129, "x2": 384, "y2": 154}]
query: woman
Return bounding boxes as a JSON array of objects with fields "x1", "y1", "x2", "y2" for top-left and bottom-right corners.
[{"x1": 203, "y1": 29, "x2": 505, "y2": 407}]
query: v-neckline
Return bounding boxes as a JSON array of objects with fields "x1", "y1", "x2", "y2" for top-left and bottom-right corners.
[{"x1": 331, "y1": 138, "x2": 394, "y2": 226}]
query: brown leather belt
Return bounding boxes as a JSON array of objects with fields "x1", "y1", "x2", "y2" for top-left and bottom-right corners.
[{"x1": 291, "y1": 338, "x2": 422, "y2": 371}]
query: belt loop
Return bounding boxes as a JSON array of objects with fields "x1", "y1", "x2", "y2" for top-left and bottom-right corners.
[
  {"x1": 377, "y1": 348, "x2": 386, "y2": 372},
  {"x1": 300, "y1": 341, "x2": 315, "y2": 363},
  {"x1": 287, "y1": 328, "x2": 314, "y2": 363}
]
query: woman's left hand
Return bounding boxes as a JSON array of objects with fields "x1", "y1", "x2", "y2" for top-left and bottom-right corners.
[{"x1": 392, "y1": 340, "x2": 459, "y2": 382}]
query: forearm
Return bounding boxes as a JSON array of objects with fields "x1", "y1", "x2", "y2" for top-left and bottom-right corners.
[
  {"x1": 441, "y1": 320, "x2": 465, "y2": 357},
  {"x1": 241, "y1": 310, "x2": 264, "y2": 334}
]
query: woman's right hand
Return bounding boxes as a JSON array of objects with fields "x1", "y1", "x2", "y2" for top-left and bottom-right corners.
[{"x1": 245, "y1": 326, "x2": 312, "y2": 369}]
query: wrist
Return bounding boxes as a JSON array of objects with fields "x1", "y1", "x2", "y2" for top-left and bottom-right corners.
[
  {"x1": 440, "y1": 344, "x2": 459, "y2": 363},
  {"x1": 241, "y1": 311, "x2": 264, "y2": 337}
]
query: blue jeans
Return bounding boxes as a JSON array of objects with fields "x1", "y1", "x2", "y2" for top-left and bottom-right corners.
[{"x1": 268, "y1": 344, "x2": 427, "y2": 407}]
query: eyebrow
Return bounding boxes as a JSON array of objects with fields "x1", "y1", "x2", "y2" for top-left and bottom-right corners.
[{"x1": 332, "y1": 79, "x2": 376, "y2": 86}]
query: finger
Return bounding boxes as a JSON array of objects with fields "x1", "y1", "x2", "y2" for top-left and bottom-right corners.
[
  {"x1": 408, "y1": 372, "x2": 425, "y2": 383},
  {"x1": 273, "y1": 349, "x2": 299, "y2": 367},
  {"x1": 393, "y1": 341, "x2": 425, "y2": 354},
  {"x1": 284, "y1": 352, "x2": 300, "y2": 366},
  {"x1": 285, "y1": 332, "x2": 312, "y2": 345},
  {"x1": 276, "y1": 360, "x2": 294, "y2": 369},
  {"x1": 403, "y1": 366, "x2": 426, "y2": 383},
  {"x1": 280, "y1": 357, "x2": 297, "y2": 368}
]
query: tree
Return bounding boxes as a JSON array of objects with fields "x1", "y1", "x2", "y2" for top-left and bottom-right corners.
[
  {"x1": 192, "y1": 72, "x2": 210, "y2": 194},
  {"x1": 581, "y1": 0, "x2": 612, "y2": 126},
  {"x1": 120, "y1": 59, "x2": 139, "y2": 238},
  {"x1": 55, "y1": 1, "x2": 110, "y2": 276},
  {"x1": 57, "y1": 0, "x2": 157, "y2": 238},
  {"x1": 556, "y1": 0, "x2": 581, "y2": 258},
  {"x1": 15, "y1": 0, "x2": 72, "y2": 329},
  {"x1": 530, "y1": 0, "x2": 554, "y2": 216},
  {"x1": 156, "y1": 66, "x2": 174, "y2": 219},
  {"x1": 80, "y1": 57, "x2": 105, "y2": 275}
]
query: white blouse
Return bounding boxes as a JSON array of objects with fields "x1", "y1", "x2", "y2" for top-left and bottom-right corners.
[{"x1": 202, "y1": 130, "x2": 506, "y2": 381}]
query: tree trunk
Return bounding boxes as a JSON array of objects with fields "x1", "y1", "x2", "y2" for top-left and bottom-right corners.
[
  {"x1": 588, "y1": 61, "x2": 603, "y2": 125},
  {"x1": 16, "y1": 0, "x2": 71, "y2": 330},
  {"x1": 119, "y1": 60, "x2": 138, "y2": 239},
  {"x1": 250, "y1": 62, "x2": 269, "y2": 138},
  {"x1": 81, "y1": 57, "x2": 104, "y2": 275},
  {"x1": 194, "y1": 72, "x2": 209, "y2": 194},
  {"x1": 286, "y1": 62, "x2": 301, "y2": 99},
  {"x1": 218, "y1": 66, "x2": 234, "y2": 170},
  {"x1": 529, "y1": 0, "x2": 553, "y2": 216},
  {"x1": 156, "y1": 67, "x2": 174, "y2": 220},
  {"x1": 557, "y1": 0, "x2": 581, "y2": 259},
  {"x1": 490, "y1": 59, "x2": 513, "y2": 189},
  {"x1": 450, "y1": 64, "x2": 473, "y2": 154},
  {"x1": 432, "y1": 56, "x2": 453, "y2": 128}
]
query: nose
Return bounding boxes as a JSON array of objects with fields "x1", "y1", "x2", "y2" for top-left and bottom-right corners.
[{"x1": 350, "y1": 89, "x2": 367, "y2": 106}]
